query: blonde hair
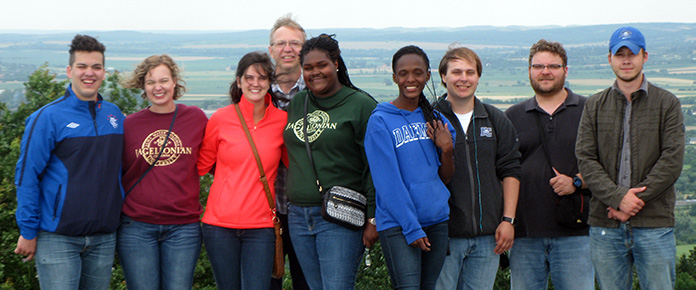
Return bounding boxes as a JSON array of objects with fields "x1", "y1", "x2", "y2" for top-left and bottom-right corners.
[
  {"x1": 125, "y1": 54, "x2": 186, "y2": 100},
  {"x1": 270, "y1": 13, "x2": 307, "y2": 44}
]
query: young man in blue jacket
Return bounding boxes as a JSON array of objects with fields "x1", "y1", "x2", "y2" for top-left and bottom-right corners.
[{"x1": 14, "y1": 34, "x2": 124, "y2": 289}]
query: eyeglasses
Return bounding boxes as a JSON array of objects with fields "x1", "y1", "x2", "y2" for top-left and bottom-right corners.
[
  {"x1": 530, "y1": 64, "x2": 565, "y2": 70},
  {"x1": 271, "y1": 40, "x2": 303, "y2": 49}
]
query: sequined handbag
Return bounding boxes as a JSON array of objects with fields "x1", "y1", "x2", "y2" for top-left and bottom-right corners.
[{"x1": 303, "y1": 94, "x2": 366, "y2": 230}]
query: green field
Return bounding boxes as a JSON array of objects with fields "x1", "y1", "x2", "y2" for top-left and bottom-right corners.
[
  {"x1": 677, "y1": 244, "x2": 695, "y2": 258},
  {"x1": 2, "y1": 27, "x2": 696, "y2": 109}
]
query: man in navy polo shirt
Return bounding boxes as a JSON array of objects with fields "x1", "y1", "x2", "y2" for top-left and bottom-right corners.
[{"x1": 505, "y1": 39, "x2": 593, "y2": 290}]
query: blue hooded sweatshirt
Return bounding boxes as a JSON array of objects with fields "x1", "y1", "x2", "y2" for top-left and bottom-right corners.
[{"x1": 364, "y1": 102, "x2": 455, "y2": 244}]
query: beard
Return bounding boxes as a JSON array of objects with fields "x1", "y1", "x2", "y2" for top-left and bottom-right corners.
[
  {"x1": 614, "y1": 69, "x2": 642, "y2": 83},
  {"x1": 531, "y1": 77, "x2": 565, "y2": 95}
]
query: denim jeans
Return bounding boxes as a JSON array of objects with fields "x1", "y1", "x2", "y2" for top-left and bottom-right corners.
[
  {"x1": 117, "y1": 216, "x2": 201, "y2": 290},
  {"x1": 270, "y1": 212, "x2": 310, "y2": 290},
  {"x1": 590, "y1": 225, "x2": 675, "y2": 290},
  {"x1": 288, "y1": 205, "x2": 364, "y2": 290},
  {"x1": 379, "y1": 221, "x2": 448, "y2": 290},
  {"x1": 509, "y1": 236, "x2": 593, "y2": 290},
  {"x1": 34, "y1": 231, "x2": 116, "y2": 290},
  {"x1": 435, "y1": 235, "x2": 498, "y2": 290},
  {"x1": 202, "y1": 223, "x2": 275, "y2": 289}
]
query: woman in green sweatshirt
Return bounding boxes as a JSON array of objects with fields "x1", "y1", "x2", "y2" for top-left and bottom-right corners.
[{"x1": 282, "y1": 34, "x2": 377, "y2": 290}]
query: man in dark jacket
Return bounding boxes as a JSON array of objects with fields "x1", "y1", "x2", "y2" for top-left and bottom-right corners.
[
  {"x1": 434, "y1": 46, "x2": 521, "y2": 290},
  {"x1": 576, "y1": 26, "x2": 684, "y2": 289},
  {"x1": 505, "y1": 39, "x2": 593, "y2": 290}
]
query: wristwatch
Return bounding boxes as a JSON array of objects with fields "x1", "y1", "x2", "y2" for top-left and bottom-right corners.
[
  {"x1": 573, "y1": 175, "x2": 583, "y2": 189},
  {"x1": 501, "y1": 216, "x2": 516, "y2": 226},
  {"x1": 368, "y1": 218, "x2": 376, "y2": 226}
]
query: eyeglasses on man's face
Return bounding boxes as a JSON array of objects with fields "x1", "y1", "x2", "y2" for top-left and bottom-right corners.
[
  {"x1": 530, "y1": 64, "x2": 565, "y2": 70},
  {"x1": 272, "y1": 40, "x2": 303, "y2": 49}
]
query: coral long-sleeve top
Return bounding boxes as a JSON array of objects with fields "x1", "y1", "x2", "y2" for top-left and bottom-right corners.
[{"x1": 197, "y1": 94, "x2": 287, "y2": 229}]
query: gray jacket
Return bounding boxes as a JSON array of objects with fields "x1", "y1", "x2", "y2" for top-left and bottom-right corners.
[{"x1": 576, "y1": 81, "x2": 684, "y2": 227}]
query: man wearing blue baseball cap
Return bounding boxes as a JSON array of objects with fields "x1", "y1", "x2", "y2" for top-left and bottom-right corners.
[{"x1": 576, "y1": 26, "x2": 684, "y2": 289}]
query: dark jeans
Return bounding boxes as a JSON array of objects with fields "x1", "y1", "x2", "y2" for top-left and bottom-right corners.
[
  {"x1": 288, "y1": 205, "x2": 364, "y2": 290},
  {"x1": 202, "y1": 223, "x2": 275, "y2": 290},
  {"x1": 117, "y1": 216, "x2": 201, "y2": 290},
  {"x1": 270, "y1": 212, "x2": 310, "y2": 290},
  {"x1": 379, "y1": 221, "x2": 449, "y2": 290}
]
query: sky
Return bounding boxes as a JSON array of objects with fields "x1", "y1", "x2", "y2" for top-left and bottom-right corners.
[{"x1": 2, "y1": 0, "x2": 695, "y2": 32}]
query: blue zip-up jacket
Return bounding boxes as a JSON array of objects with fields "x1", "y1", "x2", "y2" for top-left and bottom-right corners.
[
  {"x1": 15, "y1": 85, "x2": 125, "y2": 240},
  {"x1": 364, "y1": 102, "x2": 455, "y2": 244}
]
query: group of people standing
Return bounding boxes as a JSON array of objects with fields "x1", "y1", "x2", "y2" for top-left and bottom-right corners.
[{"x1": 13, "y1": 13, "x2": 684, "y2": 290}]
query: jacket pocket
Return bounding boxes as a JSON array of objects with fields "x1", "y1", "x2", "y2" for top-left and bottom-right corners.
[
  {"x1": 409, "y1": 180, "x2": 450, "y2": 223},
  {"x1": 52, "y1": 184, "x2": 62, "y2": 221}
]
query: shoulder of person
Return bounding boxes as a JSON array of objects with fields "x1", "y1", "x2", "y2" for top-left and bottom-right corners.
[
  {"x1": 588, "y1": 87, "x2": 613, "y2": 102},
  {"x1": 179, "y1": 104, "x2": 208, "y2": 119},
  {"x1": 288, "y1": 90, "x2": 308, "y2": 105},
  {"x1": 208, "y1": 104, "x2": 235, "y2": 122},
  {"x1": 481, "y1": 102, "x2": 506, "y2": 116},
  {"x1": 504, "y1": 98, "x2": 531, "y2": 116},
  {"x1": 647, "y1": 82, "x2": 679, "y2": 103},
  {"x1": 100, "y1": 100, "x2": 125, "y2": 115}
]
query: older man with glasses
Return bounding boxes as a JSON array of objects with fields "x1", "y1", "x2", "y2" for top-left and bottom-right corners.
[{"x1": 268, "y1": 13, "x2": 310, "y2": 290}]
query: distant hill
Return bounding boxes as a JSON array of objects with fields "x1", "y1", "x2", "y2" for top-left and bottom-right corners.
[{"x1": 1, "y1": 23, "x2": 695, "y2": 107}]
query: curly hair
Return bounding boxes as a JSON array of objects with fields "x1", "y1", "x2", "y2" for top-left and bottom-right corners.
[
  {"x1": 229, "y1": 51, "x2": 279, "y2": 106},
  {"x1": 69, "y1": 34, "x2": 106, "y2": 66},
  {"x1": 529, "y1": 39, "x2": 567, "y2": 67},
  {"x1": 124, "y1": 54, "x2": 187, "y2": 101}
]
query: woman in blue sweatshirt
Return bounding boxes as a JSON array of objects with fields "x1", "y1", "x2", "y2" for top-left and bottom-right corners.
[{"x1": 364, "y1": 45, "x2": 455, "y2": 289}]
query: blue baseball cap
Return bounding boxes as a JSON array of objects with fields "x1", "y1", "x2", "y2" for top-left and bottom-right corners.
[{"x1": 610, "y1": 26, "x2": 646, "y2": 55}]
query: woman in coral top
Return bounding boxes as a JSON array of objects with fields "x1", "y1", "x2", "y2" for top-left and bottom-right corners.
[{"x1": 197, "y1": 52, "x2": 287, "y2": 289}]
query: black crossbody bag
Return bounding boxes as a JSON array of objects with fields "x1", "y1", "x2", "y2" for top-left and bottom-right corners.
[{"x1": 534, "y1": 113, "x2": 590, "y2": 229}]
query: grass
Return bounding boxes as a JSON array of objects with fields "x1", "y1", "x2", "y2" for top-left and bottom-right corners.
[{"x1": 677, "y1": 244, "x2": 695, "y2": 258}]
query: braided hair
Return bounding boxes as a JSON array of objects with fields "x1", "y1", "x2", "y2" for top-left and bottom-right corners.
[
  {"x1": 391, "y1": 45, "x2": 439, "y2": 124},
  {"x1": 299, "y1": 34, "x2": 362, "y2": 93}
]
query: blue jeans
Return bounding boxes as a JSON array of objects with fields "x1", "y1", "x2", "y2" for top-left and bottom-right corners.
[
  {"x1": 509, "y1": 236, "x2": 593, "y2": 290},
  {"x1": 590, "y1": 225, "x2": 675, "y2": 290},
  {"x1": 379, "y1": 221, "x2": 448, "y2": 290},
  {"x1": 288, "y1": 205, "x2": 364, "y2": 290},
  {"x1": 34, "y1": 231, "x2": 116, "y2": 290},
  {"x1": 202, "y1": 223, "x2": 275, "y2": 290},
  {"x1": 117, "y1": 216, "x2": 201, "y2": 290},
  {"x1": 435, "y1": 235, "x2": 498, "y2": 290}
]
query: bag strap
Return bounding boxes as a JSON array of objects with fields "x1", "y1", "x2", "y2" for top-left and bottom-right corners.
[
  {"x1": 126, "y1": 105, "x2": 178, "y2": 195},
  {"x1": 533, "y1": 112, "x2": 556, "y2": 169},
  {"x1": 303, "y1": 93, "x2": 324, "y2": 194},
  {"x1": 234, "y1": 103, "x2": 278, "y2": 220}
]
